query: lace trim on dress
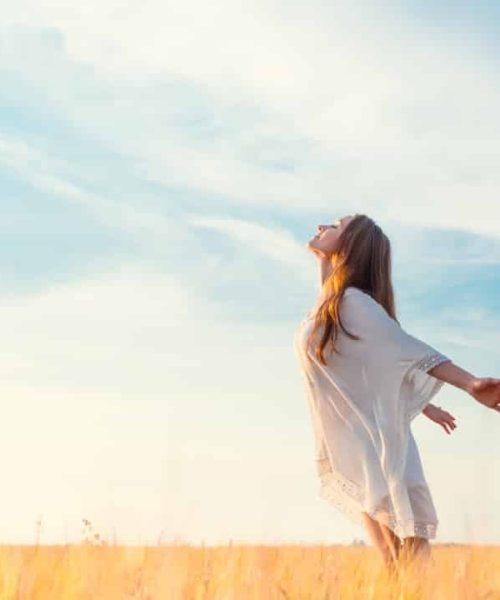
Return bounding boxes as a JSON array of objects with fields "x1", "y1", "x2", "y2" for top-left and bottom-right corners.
[
  {"x1": 413, "y1": 352, "x2": 450, "y2": 373},
  {"x1": 316, "y1": 457, "x2": 438, "y2": 539}
]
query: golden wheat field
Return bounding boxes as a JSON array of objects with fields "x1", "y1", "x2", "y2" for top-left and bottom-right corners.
[{"x1": 0, "y1": 532, "x2": 498, "y2": 599}]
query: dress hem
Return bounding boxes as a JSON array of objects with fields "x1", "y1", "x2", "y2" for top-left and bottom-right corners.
[{"x1": 317, "y1": 459, "x2": 438, "y2": 540}]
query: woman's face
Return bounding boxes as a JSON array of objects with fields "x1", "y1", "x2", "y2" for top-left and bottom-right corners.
[{"x1": 307, "y1": 214, "x2": 355, "y2": 256}]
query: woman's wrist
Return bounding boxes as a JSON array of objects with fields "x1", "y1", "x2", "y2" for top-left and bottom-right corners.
[
  {"x1": 428, "y1": 360, "x2": 476, "y2": 394},
  {"x1": 464, "y1": 375, "x2": 478, "y2": 395}
]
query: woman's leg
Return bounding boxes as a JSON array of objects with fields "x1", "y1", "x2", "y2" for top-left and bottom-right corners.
[
  {"x1": 360, "y1": 512, "x2": 398, "y2": 571},
  {"x1": 400, "y1": 535, "x2": 432, "y2": 565},
  {"x1": 379, "y1": 522, "x2": 403, "y2": 564},
  {"x1": 362, "y1": 512, "x2": 433, "y2": 573}
]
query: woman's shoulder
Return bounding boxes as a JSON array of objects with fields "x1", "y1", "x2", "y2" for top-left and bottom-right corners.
[
  {"x1": 343, "y1": 286, "x2": 372, "y2": 299},
  {"x1": 340, "y1": 286, "x2": 369, "y2": 312},
  {"x1": 343, "y1": 286, "x2": 359, "y2": 296},
  {"x1": 342, "y1": 286, "x2": 400, "y2": 337},
  {"x1": 341, "y1": 286, "x2": 381, "y2": 316}
]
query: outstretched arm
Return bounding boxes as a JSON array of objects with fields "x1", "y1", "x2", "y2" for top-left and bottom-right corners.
[
  {"x1": 428, "y1": 360, "x2": 500, "y2": 412},
  {"x1": 427, "y1": 360, "x2": 474, "y2": 392}
]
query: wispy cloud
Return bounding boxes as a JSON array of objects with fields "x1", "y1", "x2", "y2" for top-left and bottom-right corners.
[
  {"x1": 0, "y1": 135, "x2": 180, "y2": 241},
  {"x1": 1, "y1": 4, "x2": 500, "y2": 236},
  {"x1": 189, "y1": 214, "x2": 312, "y2": 274}
]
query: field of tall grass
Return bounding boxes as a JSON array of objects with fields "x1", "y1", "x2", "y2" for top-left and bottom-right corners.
[{"x1": 0, "y1": 520, "x2": 498, "y2": 599}]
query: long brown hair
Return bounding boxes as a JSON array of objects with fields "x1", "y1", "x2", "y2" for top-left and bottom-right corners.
[{"x1": 306, "y1": 214, "x2": 399, "y2": 365}]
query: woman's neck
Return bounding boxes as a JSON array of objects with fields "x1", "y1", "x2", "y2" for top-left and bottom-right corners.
[{"x1": 318, "y1": 255, "x2": 334, "y2": 287}]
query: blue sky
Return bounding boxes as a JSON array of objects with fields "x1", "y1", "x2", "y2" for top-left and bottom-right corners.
[{"x1": 0, "y1": 1, "x2": 499, "y2": 545}]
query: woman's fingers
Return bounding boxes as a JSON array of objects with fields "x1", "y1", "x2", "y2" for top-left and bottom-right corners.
[{"x1": 440, "y1": 416, "x2": 457, "y2": 434}]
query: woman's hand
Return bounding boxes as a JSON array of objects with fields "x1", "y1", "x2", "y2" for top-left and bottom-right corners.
[
  {"x1": 422, "y1": 403, "x2": 457, "y2": 434},
  {"x1": 466, "y1": 377, "x2": 500, "y2": 412}
]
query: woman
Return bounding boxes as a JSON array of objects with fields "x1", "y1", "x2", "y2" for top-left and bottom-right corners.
[{"x1": 293, "y1": 213, "x2": 500, "y2": 574}]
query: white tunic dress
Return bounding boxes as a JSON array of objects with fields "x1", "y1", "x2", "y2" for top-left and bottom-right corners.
[{"x1": 293, "y1": 286, "x2": 451, "y2": 540}]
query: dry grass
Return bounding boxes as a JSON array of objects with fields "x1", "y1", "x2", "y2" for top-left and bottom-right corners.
[{"x1": 0, "y1": 522, "x2": 498, "y2": 599}]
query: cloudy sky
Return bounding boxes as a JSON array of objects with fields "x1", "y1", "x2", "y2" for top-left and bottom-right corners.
[{"x1": 0, "y1": 0, "x2": 499, "y2": 545}]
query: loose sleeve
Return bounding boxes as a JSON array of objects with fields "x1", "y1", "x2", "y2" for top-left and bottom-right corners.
[{"x1": 340, "y1": 289, "x2": 451, "y2": 421}]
